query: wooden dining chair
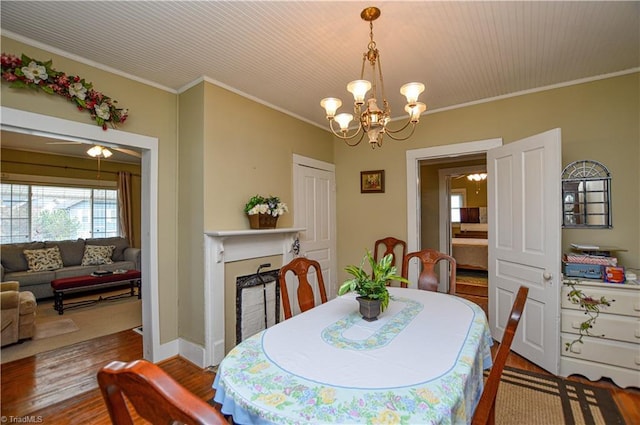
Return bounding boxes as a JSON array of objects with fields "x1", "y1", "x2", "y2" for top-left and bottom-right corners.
[
  {"x1": 472, "y1": 285, "x2": 529, "y2": 425},
  {"x1": 373, "y1": 237, "x2": 407, "y2": 286},
  {"x1": 401, "y1": 249, "x2": 457, "y2": 294},
  {"x1": 97, "y1": 359, "x2": 227, "y2": 425},
  {"x1": 279, "y1": 257, "x2": 328, "y2": 320}
]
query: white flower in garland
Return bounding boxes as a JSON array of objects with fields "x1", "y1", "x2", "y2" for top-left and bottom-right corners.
[
  {"x1": 68, "y1": 82, "x2": 87, "y2": 100},
  {"x1": 21, "y1": 61, "x2": 47, "y2": 83},
  {"x1": 95, "y1": 102, "x2": 111, "y2": 120}
]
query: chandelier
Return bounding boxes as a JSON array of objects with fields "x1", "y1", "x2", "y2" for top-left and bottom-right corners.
[{"x1": 320, "y1": 7, "x2": 427, "y2": 148}]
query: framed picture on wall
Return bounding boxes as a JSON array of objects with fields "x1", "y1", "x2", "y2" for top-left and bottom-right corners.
[{"x1": 360, "y1": 170, "x2": 385, "y2": 193}]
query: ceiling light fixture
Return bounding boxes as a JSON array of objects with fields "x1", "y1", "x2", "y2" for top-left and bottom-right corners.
[
  {"x1": 466, "y1": 173, "x2": 487, "y2": 181},
  {"x1": 320, "y1": 6, "x2": 427, "y2": 148},
  {"x1": 86, "y1": 145, "x2": 112, "y2": 179},
  {"x1": 87, "y1": 145, "x2": 112, "y2": 158}
]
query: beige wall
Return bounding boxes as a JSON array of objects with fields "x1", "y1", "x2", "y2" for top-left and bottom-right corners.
[
  {"x1": 177, "y1": 84, "x2": 206, "y2": 344},
  {"x1": 1, "y1": 36, "x2": 180, "y2": 344},
  {"x1": 1, "y1": 36, "x2": 334, "y2": 351},
  {"x1": 3, "y1": 34, "x2": 637, "y2": 352},
  {"x1": 335, "y1": 73, "x2": 640, "y2": 277},
  {"x1": 202, "y1": 81, "x2": 332, "y2": 230},
  {"x1": 176, "y1": 81, "x2": 333, "y2": 346},
  {"x1": 420, "y1": 159, "x2": 486, "y2": 250}
]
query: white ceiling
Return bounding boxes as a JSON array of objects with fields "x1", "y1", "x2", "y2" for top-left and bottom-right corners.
[{"x1": 1, "y1": 1, "x2": 638, "y2": 159}]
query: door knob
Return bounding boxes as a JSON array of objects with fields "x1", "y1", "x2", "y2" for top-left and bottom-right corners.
[{"x1": 543, "y1": 272, "x2": 553, "y2": 280}]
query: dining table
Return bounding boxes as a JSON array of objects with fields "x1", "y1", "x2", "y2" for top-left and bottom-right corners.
[{"x1": 213, "y1": 286, "x2": 493, "y2": 424}]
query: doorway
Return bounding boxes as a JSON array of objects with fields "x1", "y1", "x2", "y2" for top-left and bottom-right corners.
[
  {"x1": 437, "y1": 163, "x2": 488, "y2": 315},
  {"x1": 1, "y1": 107, "x2": 161, "y2": 362},
  {"x1": 405, "y1": 138, "x2": 502, "y2": 284}
]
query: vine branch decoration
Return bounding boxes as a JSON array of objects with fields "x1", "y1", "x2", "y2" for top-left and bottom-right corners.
[
  {"x1": 1, "y1": 53, "x2": 128, "y2": 130},
  {"x1": 564, "y1": 279, "x2": 614, "y2": 352}
]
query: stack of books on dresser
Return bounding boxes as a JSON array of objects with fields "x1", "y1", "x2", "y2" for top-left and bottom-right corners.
[{"x1": 564, "y1": 244, "x2": 624, "y2": 282}]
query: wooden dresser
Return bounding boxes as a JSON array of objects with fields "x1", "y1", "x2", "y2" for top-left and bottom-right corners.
[{"x1": 560, "y1": 279, "x2": 640, "y2": 388}]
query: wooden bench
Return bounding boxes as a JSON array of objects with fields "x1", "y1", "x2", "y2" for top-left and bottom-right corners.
[{"x1": 50, "y1": 270, "x2": 141, "y2": 315}]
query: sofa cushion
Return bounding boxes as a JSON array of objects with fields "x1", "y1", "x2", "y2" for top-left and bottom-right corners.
[
  {"x1": 1, "y1": 242, "x2": 45, "y2": 272},
  {"x1": 23, "y1": 247, "x2": 64, "y2": 271},
  {"x1": 45, "y1": 239, "x2": 85, "y2": 267},
  {"x1": 5, "y1": 270, "x2": 56, "y2": 288},
  {"x1": 81, "y1": 245, "x2": 115, "y2": 266},
  {"x1": 85, "y1": 237, "x2": 128, "y2": 261}
]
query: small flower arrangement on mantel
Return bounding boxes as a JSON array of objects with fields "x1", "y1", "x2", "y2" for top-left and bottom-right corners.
[
  {"x1": 244, "y1": 195, "x2": 288, "y2": 229},
  {"x1": 1, "y1": 53, "x2": 128, "y2": 130}
]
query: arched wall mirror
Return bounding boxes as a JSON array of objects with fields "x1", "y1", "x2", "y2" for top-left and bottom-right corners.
[{"x1": 561, "y1": 160, "x2": 611, "y2": 228}]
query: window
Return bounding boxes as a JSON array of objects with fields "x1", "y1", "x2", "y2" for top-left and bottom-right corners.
[
  {"x1": 450, "y1": 189, "x2": 466, "y2": 223},
  {"x1": 1, "y1": 182, "x2": 119, "y2": 243}
]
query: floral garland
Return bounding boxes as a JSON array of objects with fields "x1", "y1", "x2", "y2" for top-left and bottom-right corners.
[{"x1": 1, "y1": 53, "x2": 128, "y2": 130}]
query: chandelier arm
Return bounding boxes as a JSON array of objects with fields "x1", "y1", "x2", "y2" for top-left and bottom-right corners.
[
  {"x1": 383, "y1": 122, "x2": 417, "y2": 141},
  {"x1": 328, "y1": 119, "x2": 364, "y2": 141},
  {"x1": 384, "y1": 117, "x2": 413, "y2": 135},
  {"x1": 344, "y1": 132, "x2": 366, "y2": 147}
]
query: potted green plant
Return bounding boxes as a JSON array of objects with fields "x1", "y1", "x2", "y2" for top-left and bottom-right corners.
[{"x1": 338, "y1": 250, "x2": 409, "y2": 321}]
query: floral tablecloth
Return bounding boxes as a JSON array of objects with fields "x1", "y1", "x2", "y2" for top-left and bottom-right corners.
[{"x1": 213, "y1": 287, "x2": 493, "y2": 424}]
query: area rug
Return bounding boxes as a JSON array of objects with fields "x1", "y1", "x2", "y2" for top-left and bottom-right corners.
[
  {"x1": 1, "y1": 291, "x2": 141, "y2": 364},
  {"x1": 33, "y1": 318, "x2": 79, "y2": 340},
  {"x1": 494, "y1": 366, "x2": 624, "y2": 425}
]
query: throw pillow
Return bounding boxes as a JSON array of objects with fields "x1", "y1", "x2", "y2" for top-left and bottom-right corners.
[
  {"x1": 81, "y1": 245, "x2": 116, "y2": 266},
  {"x1": 23, "y1": 246, "x2": 64, "y2": 272}
]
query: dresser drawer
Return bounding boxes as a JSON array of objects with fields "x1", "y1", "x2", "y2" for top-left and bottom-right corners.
[
  {"x1": 562, "y1": 333, "x2": 640, "y2": 371},
  {"x1": 562, "y1": 285, "x2": 640, "y2": 317},
  {"x1": 561, "y1": 310, "x2": 640, "y2": 344}
]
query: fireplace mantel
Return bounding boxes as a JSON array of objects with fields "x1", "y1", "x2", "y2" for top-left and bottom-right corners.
[{"x1": 204, "y1": 228, "x2": 304, "y2": 365}]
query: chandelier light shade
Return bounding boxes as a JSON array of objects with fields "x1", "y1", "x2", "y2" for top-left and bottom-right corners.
[
  {"x1": 87, "y1": 145, "x2": 112, "y2": 158},
  {"x1": 320, "y1": 6, "x2": 427, "y2": 148},
  {"x1": 467, "y1": 173, "x2": 487, "y2": 181}
]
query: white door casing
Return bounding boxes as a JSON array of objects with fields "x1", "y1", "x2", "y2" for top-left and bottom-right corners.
[
  {"x1": 487, "y1": 128, "x2": 562, "y2": 374},
  {"x1": 292, "y1": 155, "x2": 337, "y2": 311},
  {"x1": 406, "y1": 138, "x2": 503, "y2": 285},
  {"x1": 0, "y1": 106, "x2": 162, "y2": 362}
]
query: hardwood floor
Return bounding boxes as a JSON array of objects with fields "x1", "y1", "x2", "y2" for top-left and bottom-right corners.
[{"x1": 1, "y1": 329, "x2": 638, "y2": 424}]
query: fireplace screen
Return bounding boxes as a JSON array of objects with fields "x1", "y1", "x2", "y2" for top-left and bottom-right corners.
[{"x1": 236, "y1": 269, "x2": 280, "y2": 344}]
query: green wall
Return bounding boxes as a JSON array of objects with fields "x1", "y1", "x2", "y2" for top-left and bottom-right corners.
[
  {"x1": 335, "y1": 73, "x2": 640, "y2": 276},
  {"x1": 1, "y1": 36, "x2": 181, "y2": 345},
  {"x1": 2, "y1": 34, "x2": 638, "y2": 352}
]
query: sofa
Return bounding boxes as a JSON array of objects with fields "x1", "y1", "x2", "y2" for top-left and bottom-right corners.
[
  {"x1": 1, "y1": 281, "x2": 37, "y2": 346},
  {"x1": 0, "y1": 237, "x2": 141, "y2": 300}
]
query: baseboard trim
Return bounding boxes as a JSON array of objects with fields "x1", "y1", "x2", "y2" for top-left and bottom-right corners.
[{"x1": 178, "y1": 338, "x2": 206, "y2": 368}]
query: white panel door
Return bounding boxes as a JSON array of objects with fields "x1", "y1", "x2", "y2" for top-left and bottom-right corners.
[
  {"x1": 487, "y1": 129, "x2": 562, "y2": 374},
  {"x1": 293, "y1": 156, "x2": 337, "y2": 311}
]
